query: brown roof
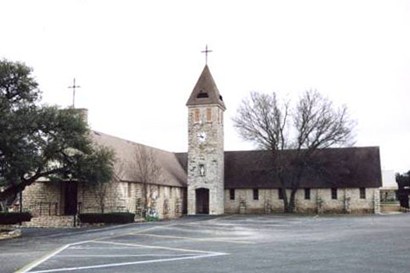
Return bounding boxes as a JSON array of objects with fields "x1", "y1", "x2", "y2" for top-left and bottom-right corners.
[
  {"x1": 91, "y1": 131, "x2": 187, "y2": 188},
  {"x1": 176, "y1": 147, "x2": 382, "y2": 189},
  {"x1": 186, "y1": 65, "x2": 226, "y2": 110}
]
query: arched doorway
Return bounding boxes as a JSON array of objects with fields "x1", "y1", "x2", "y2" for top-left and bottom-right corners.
[{"x1": 196, "y1": 188, "x2": 209, "y2": 214}]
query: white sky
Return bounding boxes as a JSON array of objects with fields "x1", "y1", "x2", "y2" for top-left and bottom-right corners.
[{"x1": 1, "y1": 0, "x2": 409, "y2": 172}]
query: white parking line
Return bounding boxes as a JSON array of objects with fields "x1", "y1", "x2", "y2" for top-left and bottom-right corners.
[
  {"x1": 90, "y1": 240, "x2": 226, "y2": 254},
  {"x1": 15, "y1": 241, "x2": 91, "y2": 273},
  {"x1": 27, "y1": 252, "x2": 226, "y2": 273},
  {"x1": 58, "y1": 254, "x2": 195, "y2": 258},
  {"x1": 131, "y1": 233, "x2": 254, "y2": 244},
  {"x1": 19, "y1": 240, "x2": 228, "y2": 273}
]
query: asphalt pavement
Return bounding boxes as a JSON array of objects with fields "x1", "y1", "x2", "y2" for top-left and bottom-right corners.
[{"x1": 0, "y1": 213, "x2": 409, "y2": 273}]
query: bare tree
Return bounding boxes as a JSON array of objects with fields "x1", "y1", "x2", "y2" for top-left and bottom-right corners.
[
  {"x1": 129, "y1": 144, "x2": 161, "y2": 216},
  {"x1": 76, "y1": 146, "x2": 116, "y2": 214},
  {"x1": 233, "y1": 90, "x2": 355, "y2": 212},
  {"x1": 90, "y1": 161, "x2": 125, "y2": 214},
  {"x1": 91, "y1": 178, "x2": 111, "y2": 214}
]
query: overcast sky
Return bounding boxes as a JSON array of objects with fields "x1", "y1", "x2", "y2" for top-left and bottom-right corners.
[{"x1": 1, "y1": 0, "x2": 409, "y2": 173}]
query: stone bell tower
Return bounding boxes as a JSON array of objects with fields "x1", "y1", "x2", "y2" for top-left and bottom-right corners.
[{"x1": 186, "y1": 65, "x2": 226, "y2": 215}]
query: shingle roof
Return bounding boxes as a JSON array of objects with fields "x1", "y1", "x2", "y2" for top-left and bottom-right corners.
[
  {"x1": 176, "y1": 147, "x2": 382, "y2": 189},
  {"x1": 90, "y1": 129, "x2": 381, "y2": 189},
  {"x1": 186, "y1": 65, "x2": 226, "y2": 110},
  {"x1": 91, "y1": 131, "x2": 187, "y2": 188}
]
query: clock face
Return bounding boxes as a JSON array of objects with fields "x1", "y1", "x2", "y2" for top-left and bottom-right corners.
[{"x1": 197, "y1": 131, "x2": 207, "y2": 142}]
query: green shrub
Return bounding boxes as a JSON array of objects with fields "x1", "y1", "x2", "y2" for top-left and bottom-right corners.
[
  {"x1": 78, "y1": 212, "x2": 135, "y2": 224},
  {"x1": 145, "y1": 215, "x2": 159, "y2": 222},
  {"x1": 0, "y1": 212, "x2": 32, "y2": 225}
]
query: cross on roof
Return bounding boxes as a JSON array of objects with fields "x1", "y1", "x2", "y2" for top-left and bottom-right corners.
[
  {"x1": 68, "y1": 78, "x2": 80, "y2": 108},
  {"x1": 201, "y1": 45, "x2": 213, "y2": 65}
]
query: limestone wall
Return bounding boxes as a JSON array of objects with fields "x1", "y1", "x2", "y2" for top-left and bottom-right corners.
[
  {"x1": 78, "y1": 181, "x2": 185, "y2": 220},
  {"x1": 23, "y1": 216, "x2": 77, "y2": 228},
  {"x1": 22, "y1": 179, "x2": 185, "y2": 227},
  {"x1": 144, "y1": 184, "x2": 185, "y2": 219},
  {"x1": 78, "y1": 181, "x2": 125, "y2": 213},
  {"x1": 23, "y1": 182, "x2": 63, "y2": 216},
  {"x1": 225, "y1": 188, "x2": 379, "y2": 214},
  {"x1": 187, "y1": 105, "x2": 225, "y2": 215}
]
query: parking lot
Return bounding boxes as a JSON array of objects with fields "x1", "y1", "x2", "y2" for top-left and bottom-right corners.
[{"x1": 1, "y1": 214, "x2": 409, "y2": 273}]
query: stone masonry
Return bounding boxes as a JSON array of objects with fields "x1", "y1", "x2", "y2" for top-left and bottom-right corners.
[
  {"x1": 187, "y1": 105, "x2": 225, "y2": 215},
  {"x1": 224, "y1": 188, "x2": 380, "y2": 214}
]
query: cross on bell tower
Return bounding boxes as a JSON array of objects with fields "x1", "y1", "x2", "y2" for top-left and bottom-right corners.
[
  {"x1": 68, "y1": 78, "x2": 80, "y2": 108},
  {"x1": 201, "y1": 45, "x2": 213, "y2": 65}
]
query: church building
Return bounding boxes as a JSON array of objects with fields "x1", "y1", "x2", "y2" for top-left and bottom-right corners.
[
  {"x1": 21, "y1": 64, "x2": 382, "y2": 226},
  {"x1": 179, "y1": 65, "x2": 381, "y2": 215}
]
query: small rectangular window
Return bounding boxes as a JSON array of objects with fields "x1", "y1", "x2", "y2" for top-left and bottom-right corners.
[
  {"x1": 194, "y1": 109, "x2": 200, "y2": 123},
  {"x1": 360, "y1": 188, "x2": 366, "y2": 199},
  {"x1": 331, "y1": 188, "x2": 338, "y2": 200},
  {"x1": 229, "y1": 189, "x2": 235, "y2": 200},
  {"x1": 127, "y1": 183, "x2": 132, "y2": 198},
  {"x1": 278, "y1": 188, "x2": 284, "y2": 200},
  {"x1": 253, "y1": 189, "x2": 259, "y2": 200},
  {"x1": 304, "y1": 188, "x2": 311, "y2": 200},
  {"x1": 206, "y1": 108, "x2": 212, "y2": 122}
]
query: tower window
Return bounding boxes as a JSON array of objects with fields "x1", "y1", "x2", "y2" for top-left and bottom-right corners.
[
  {"x1": 194, "y1": 109, "x2": 200, "y2": 123},
  {"x1": 218, "y1": 110, "x2": 223, "y2": 124},
  {"x1": 229, "y1": 189, "x2": 235, "y2": 200},
  {"x1": 219, "y1": 95, "x2": 223, "y2": 101},
  {"x1": 197, "y1": 90, "x2": 209, "y2": 98},
  {"x1": 206, "y1": 108, "x2": 212, "y2": 122}
]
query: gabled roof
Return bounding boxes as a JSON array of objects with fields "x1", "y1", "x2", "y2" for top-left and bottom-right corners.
[
  {"x1": 224, "y1": 147, "x2": 382, "y2": 189},
  {"x1": 91, "y1": 131, "x2": 187, "y2": 188},
  {"x1": 186, "y1": 65, "x2": 226, "y2": 110},
  {"x1": 176, "y1": 147, "x2": 382, "y2": 189}
]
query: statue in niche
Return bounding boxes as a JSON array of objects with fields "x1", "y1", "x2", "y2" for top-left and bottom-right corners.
[{"x1": 199, "y1": 164, "x2": 205, "y2": 176}]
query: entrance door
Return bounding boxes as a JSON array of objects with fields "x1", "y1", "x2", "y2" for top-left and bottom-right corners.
[
  {"x1": 195, "y1": 188, "x2": 209, "y2": 214},
  {"x1": 63, "y1": 182, "x2": 78, "y2": 215}
]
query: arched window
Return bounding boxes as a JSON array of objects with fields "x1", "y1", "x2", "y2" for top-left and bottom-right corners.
[{"x1": 194, "y1": 109, "x2": 200, "y2": 123}]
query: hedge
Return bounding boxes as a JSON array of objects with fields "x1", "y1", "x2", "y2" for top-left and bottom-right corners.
[
  {"x1": 78, "y1": 212, "x2": 135, "y2": 224},
  {"x1": 0, "y1": 212, "x2": 32, "y2": 225}
]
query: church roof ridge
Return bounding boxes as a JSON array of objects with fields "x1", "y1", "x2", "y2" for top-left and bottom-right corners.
[
  {"x1": 223, "y1": 146, "x2": 381, "y2": 153},
  {"x1": 186, "y1": 65, "x2": 226, "y2": 109},
  {"x1": 92, "y1": 130, "x2": 172, "y2": 154}
]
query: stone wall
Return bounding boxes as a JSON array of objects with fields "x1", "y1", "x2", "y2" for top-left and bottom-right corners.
[
  {"x1": 78, "y1": 181, "x2": 125, "y2": 214},
  {"x1": 23, "y1": 182, "x2": 63, "y2": 216},
  {"x1": 78, "y1": 181, "x2": 185, "y2": 219},
  {"x1": 23, "y1": 216, "x2": 77, "y2": 228},
  {"x1": 187, "y1": 105, "x2": 225, "y2": 215},
  {"x1": 225, "y1": 187, "x2": 379, "y2": 214},
  {"x1": 22, "y1": 180, "x2": 185, "y2": 227}
]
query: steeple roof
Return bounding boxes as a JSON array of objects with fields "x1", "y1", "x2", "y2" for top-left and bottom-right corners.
[{"x1": 186, "y1": 65, "x2": 226, "y2": 110}]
